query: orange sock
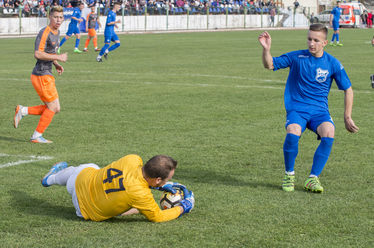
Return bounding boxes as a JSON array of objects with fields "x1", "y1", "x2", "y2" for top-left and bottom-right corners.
[
  {"x1": 35, "y1": 108, "x2": 55, "y2": 133},
  {"x1": 84, "y1": 38, "x2": 90, "y2": 49},
  {"x1": 93, "y1": 37, "x2": 97, "y2": 48},
  {"x1": 28, "y1": 105, "x2": 47, "y2": 115}
]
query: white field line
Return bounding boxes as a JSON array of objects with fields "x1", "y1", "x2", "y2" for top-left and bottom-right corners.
[
  {"x1": 1, "y1": 73, "x2": 373, "y2": 94},
  {"x1": 0, "y1": 154, "x2": 53, "y2": 169}
]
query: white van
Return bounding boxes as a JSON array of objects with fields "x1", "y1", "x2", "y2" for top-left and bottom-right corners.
[{"x1": 340, "y1": 1, "x2": 367, "y2": 28}]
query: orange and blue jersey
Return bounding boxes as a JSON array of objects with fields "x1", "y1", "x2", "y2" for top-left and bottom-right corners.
[{"x1": 32, "y1": 26, "x2": 60, "y2": 76}]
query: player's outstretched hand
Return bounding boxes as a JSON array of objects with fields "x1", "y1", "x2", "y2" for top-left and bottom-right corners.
[
  {"x1": 258, "y1": 31, "x2": 271, "y2": 50},
  {"x1": 344, "y1": 117, "x2": 359, "y2": 133},
  {"x1": 180, "y1": 191, "x2": 195, "y2": 214},
  {"x1": 153, "y1": 182, "x2": 186, "y2": 194}
]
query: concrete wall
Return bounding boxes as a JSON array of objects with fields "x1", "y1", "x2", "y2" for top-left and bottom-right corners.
[{"x1": 0, "y1": 13, "x2": 310, "y2": 35}]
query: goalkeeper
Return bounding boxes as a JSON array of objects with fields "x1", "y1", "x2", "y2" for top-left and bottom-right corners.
[{"x1": 41, "y1": 154, "x2": 194, "y2": 222}]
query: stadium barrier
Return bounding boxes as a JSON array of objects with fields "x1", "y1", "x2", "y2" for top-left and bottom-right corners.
[{"x1": 0, "y1": 6, "x2": 310, "y2": 36}]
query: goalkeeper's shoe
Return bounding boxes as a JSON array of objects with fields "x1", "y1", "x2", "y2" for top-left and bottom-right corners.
[
  {"x1": 282, "y1": 174, "x2": 295, "y2": 192},
  {"x1": 96, "y1": 56, "x2": 103, "y2": 62},
  {"x1": 336, "y1": 43, "x2": 343, "y2": 47},
  {"x1": 57, "y1": 47, "x2": 61, "y2": 54},
  {"x1": 74, "y1": 48, "x2": 83, "y2": 54},
  {"x1": 41, "y1": 162, "x2": 68, "y2": 187},
  {"x1": 304, "y1": 177, "x2": 324, "y2": 193},
  {"x1": 14, "y1": 105, "x2": 24, "y2": 128},
  {"x1": 31, "y1": 135, "x2": 53, "y2": 144}
]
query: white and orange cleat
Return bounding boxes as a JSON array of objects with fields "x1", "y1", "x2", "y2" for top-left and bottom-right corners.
[
  {"x1": 31, "y1": 136, "x2": 53, "y2": 144},
  {"x1": 14, "y1": 105, "x2": 24, "y2": 128}
]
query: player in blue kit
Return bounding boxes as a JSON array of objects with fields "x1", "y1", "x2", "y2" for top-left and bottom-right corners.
[
  {"x1": 329, "y1": 0, "x2": 343, "y2": 46},
  {"x1": 258, "y1": 23, "x2": 359, "y2": 193},
  {"x1": 58, "y1": 2, "x2": 85, "y2": 54},
  {"x1": 96, "y1": 1, "x2": 122, "y2": 62}
]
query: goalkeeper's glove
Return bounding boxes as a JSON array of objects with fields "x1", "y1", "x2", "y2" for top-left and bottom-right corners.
[
  {"x1": 151, "y1": 182, "x2": 186, "y2": 194},
  {"x1": 180, "y1": 191, "x2": 195, "y2": 214}
]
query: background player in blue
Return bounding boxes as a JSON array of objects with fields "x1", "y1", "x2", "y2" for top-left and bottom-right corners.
[
  {"x1": 329, "y1": 0, "x2": 343, "y2": 46},
  {"x1": 258, "y1": 23, "x2": 359, "y2": 193},
  {"x1": 58, "y1": 2, "x2": 85, "y2": 54},
  {"x1": 96, "y1": 1, "x2": 121, "y2": 62}
]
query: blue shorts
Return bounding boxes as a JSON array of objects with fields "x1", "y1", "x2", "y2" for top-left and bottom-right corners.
[
  {"x1": 332, "y1": 21, "x2": 339, "y2": 31},
  {"x1": 104, "y1": 33, "x2": 119, "y2": 44},
  {"x1": 66, "y1": 25, "x2": 80, "y2": 36},
  {"x1": 285, "y1": 109, "x2": 335, "y2": 138}
]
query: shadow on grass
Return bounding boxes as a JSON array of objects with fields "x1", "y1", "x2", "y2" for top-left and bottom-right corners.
[
  {"x1": 177, "y1": 167, "x2": 280, "y2": 190},
  {"x1": 9, "y1": 190, "x2": 79, "y2": 221},
  {"x1": 0, "y1": 136, "x2": 28, "y2": 143},
  {"x1": 9, "y1": 190, "x2": 150, "y2": 223}
]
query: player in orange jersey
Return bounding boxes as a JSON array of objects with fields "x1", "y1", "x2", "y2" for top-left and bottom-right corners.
[
  {"x1": 83, "y1": 3, "x2": 102, "y2": 52},
  {"x1": 13, "y1": 6, "x2": 68, "y2": 143},
  {"x1": 41, "y1": 154, "x2": 195, "y2": 222}
]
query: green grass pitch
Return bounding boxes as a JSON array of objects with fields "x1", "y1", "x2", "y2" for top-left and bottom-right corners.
[{"x1": 0, "y1": 28, "x2": 373, "y2": 247}]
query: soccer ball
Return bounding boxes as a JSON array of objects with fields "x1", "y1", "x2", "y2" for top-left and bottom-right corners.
[{"x1": 160, "y1": 189, "x2": 184, "y2": 209}]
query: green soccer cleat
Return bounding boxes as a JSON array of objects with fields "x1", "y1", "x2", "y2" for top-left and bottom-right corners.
[
  {"x1": 282, "y1": 174, "x2": 295, "y2": 192},
  {"x1": 304, "y1": 177, "x2": 324, "y2": 193},
  {"x1": 74, "y1": 48, "x2": 83, "y2": 54},
  {"x1": 336, "y1": 43, "x2": 343, "y2": 46},
  {"x1": 57, "y1": 47, "x2": 61, "y2": 54}
]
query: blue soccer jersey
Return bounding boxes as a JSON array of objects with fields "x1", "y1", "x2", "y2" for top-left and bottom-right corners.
[
  {"x1": 272, "y1": 50, "x2": 351, "y2": 112},
  {"x1": 104, "y1": 10, "x2": 116, "y2": 36},
  {"x1": 70, "y1": 7, "x2": 82, "y2": 26},
  {"x1": 331, "y1": 7, "x2": 341, "y2": 23}
]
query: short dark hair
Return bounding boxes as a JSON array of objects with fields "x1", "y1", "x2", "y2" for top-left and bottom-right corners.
[
  {"x1": 143, "y1": 155, "x2": 177, "y2": 180},
  {"x1": 309, "y1": 23, "x2": 328, "y2": 38}
]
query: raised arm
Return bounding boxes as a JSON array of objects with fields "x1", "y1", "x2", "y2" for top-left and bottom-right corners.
[
  {"x1": 343, "y1": 86, "x2": 359, "y2": 133},
  {"x1": 258, "y1": 31, "x2": 274, "y2": 70}
]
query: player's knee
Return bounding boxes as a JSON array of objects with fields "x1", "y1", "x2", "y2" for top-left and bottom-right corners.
[
  {"x1": 317, "y1": 122, "x2": 335, "y2": 138},
  {"x1": 286, "y1": 124, "x2": 302, "y2": 136},
  {"x1": 54, "y1": 107, "x2": 61, "y2": 114}
]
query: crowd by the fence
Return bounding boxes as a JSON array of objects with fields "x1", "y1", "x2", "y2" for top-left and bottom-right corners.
[{"x1": 0, "y1": 0, "x2": 280, "y2": 17}]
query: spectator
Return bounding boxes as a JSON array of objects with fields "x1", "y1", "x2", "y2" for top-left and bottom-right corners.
[
  {"x1": 176, "y1": 0, "x2": 183, "y2": 7},
  {"x1": 23, "y1": 1, "x2": 31, "y2": 16},
  {"x1": 310, "y1": 12, "x2": 314, "y2": 24},
  {"x1": 269, "y1": 6, "x2": 275, "y2": 27},
  {"x1": 367, "y1": 11, "x2": 372, "y2": 28},
  {"x1": 293, "y1": 0, "x2": 298, "y2": 8}
]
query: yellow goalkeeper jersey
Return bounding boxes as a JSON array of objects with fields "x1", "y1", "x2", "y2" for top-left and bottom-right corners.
[{"x1": 75, "y1": 154, "x2": 181, "y2": 222}]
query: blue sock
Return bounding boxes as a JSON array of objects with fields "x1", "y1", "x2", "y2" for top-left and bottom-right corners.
[
  {"x1": 75, "y1": 38, "x2": 80, "y2": 49},
  {"x1": 60, "y1": 37, "x2": 67, "y2": 47},
  {"x1": 283, "y1": 133, "x2": 300, "y2": 173},
  {"x1": 99, "y1": 44, "x2": 110, "y2": 56},
  {"x1": 336, "y1": 34, "x2": 339, "y2": 42},
  {"x1": 108, "y1": 43, "x2": 120, "y2": 52},
  {"x1": 310, "y1": 137, "x2": 334, "y2": 177},
  {"x1": 331, "y1": 34, "x2": 336, "y2": 42}
]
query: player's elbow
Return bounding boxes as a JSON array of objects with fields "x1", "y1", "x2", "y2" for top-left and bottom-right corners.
[{"x1": 34, "y1": 51, "x2": 42, "y2": 60}]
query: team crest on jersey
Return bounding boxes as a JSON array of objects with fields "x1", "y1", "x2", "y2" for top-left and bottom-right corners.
[{"x1": 315, "y1": 68, "x2": 329, "y2": 83}]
